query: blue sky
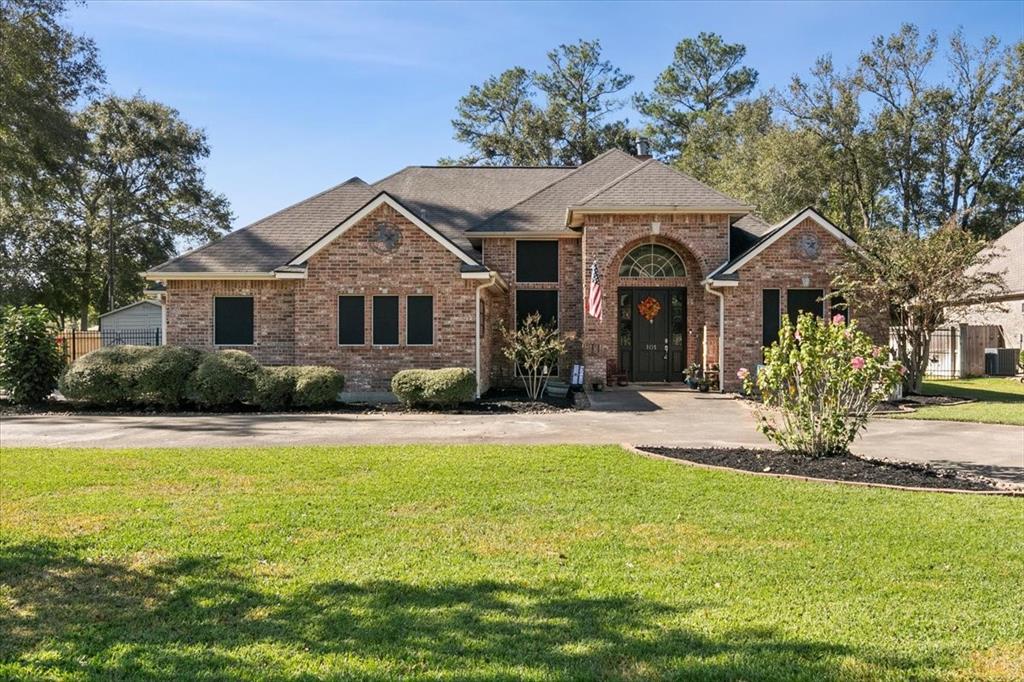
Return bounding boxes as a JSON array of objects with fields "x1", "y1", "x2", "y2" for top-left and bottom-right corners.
[{"x1": 68, "y1": 0, "x2": 1023, "y2": 229}]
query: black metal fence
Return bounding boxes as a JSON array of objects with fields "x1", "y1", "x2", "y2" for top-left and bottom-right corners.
[{"x1": 57, "y1": 328, "x2": 162, "y2": 363}]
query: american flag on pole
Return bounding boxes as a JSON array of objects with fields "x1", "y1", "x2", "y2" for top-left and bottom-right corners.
[{"x1": 587, "y1": 260, "x2": 603, "y2": 320}]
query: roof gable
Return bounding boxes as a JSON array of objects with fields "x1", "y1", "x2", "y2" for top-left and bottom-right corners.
[
  {"x1": 971, "y1": 221, "x2": 1024, "y2": 296},
  {"x1": 288, "y1": 192, "x2": 479, "y2": 267},
  {"x1": 707, "y1": 207, "x2": 859, "y2": 283}
]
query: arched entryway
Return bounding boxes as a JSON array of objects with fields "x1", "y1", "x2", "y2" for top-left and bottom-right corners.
[{"x1": 609, "y1": 239, "x2": 703, "y2": 382}]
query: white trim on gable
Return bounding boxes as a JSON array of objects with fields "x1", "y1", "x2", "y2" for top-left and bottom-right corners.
[
  {"x1": 718, "y1": 208, "x2": 860, "y2": 277},
  {"x1": 288, "y1": 192, "x2": 479, "y2": 267}
]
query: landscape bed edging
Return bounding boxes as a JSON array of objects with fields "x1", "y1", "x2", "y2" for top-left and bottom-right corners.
[{"x1": 622, "y1": 443, "x2": 1024, "y2": 497}]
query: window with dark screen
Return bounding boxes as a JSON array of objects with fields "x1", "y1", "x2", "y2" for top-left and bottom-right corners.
[
  {"x1": 515, "y1": 241, "x2": 558, "y2": 283},
  {"x1": 516, "y1": 290, "x2": 558, "y2": 328},
  {"x1": 407, "y1": 295, "x2": 433, "y2": 345},
  {"x1": 338, "y1": 296, "x2": 365, "y2": 345},
  {"x1": 373, "y1": 296, "x2": 399, "y2": 345},
  {"x1": 214, "y1": 297, "x2": 254, "y2": 345},
  {"x1": 762, "y1": 289, "x2": 780, "y2": 350}
]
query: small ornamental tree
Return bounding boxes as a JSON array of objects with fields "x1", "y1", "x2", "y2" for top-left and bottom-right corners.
[
  {"x1": 741, "y1": 312, "x2": 903, "y2": 457},
  {"x1": 500, "y1": 312, "x2": 566, "y2": 401},
  {"x1": 0, "y1": 306, "x2": 65, "y2": 404}
]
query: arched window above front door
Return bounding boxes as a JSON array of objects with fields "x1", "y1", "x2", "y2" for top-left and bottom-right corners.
[{"x1": 618, "y1": 244, "x2": 685, "y2": 278}]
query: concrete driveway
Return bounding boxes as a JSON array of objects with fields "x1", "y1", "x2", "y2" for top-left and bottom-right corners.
[{"x1": 2, "y1": 387, "x2": 1022, "y2": 484}]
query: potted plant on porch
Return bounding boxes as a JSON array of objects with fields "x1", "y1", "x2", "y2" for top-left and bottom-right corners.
[{"x1": 684, "y1": 362, "x2": 701, "y2": 388}]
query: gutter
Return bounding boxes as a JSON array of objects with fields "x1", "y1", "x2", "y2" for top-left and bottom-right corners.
[
  {"x1": 474, "y1": 273, "x2": 506, "y2": 399},
  {"x1": 703, "y1": 282, "x2": 726, "y2": 393}
]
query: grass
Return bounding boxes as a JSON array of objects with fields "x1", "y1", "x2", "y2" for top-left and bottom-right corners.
[
  {"x1": 1, "y1": 445, "x2": 1022, "y2": 681},
  {"x1": 891, "y1": 377, "x2": 1024, "y2": 426}
]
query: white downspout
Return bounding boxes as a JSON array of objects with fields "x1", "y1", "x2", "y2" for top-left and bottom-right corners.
[
  {"x1": 474, "y1": 275, "x2": 495, "y2": 399},
  {"x1": 704, "y1": 283, "x2": 725, "y2": 393}
]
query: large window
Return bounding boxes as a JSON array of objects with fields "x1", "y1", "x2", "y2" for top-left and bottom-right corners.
[
  {"x1": 516, "y1": 290, "x2": 558, "y2": 328},
  {"x1": 762, "y1": 289, "x2": 781, "y2": 350},
  {"x1": 338, "y1": 296, "x2": 365, "y2": 345},
  {"x1": 372, "y1": 296, "x2": 399, "y2": 345},
  {"x1": 214, "y1": 297, "x2": 253, "y2": 345},
  {"x1": 787, "y1": 289, "x2": 824, "y2": 327},
  {"x1": 407, "y1": 295, "x2": 434, "y2": 345},
  {"x1": 619, "y1": 244, "x2": 685, "y2": 278},
  {"x1": 516, "y1": 240, "x2": 559, "y2": 283}
]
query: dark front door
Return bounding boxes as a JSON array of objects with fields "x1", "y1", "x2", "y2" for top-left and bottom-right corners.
[{"x1": 632, "y1": 289, "x2": 671, "y2": 381}]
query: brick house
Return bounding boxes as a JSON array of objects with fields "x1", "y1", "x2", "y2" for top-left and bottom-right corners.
[{"x1": 145, "y1": 148, "x2": 885, "y2": 395}]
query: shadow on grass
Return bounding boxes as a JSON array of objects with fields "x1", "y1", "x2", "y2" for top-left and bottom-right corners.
[
  {"x1": 921, "y1": 380, "x2": 1024, "y2": 403},
  {"x1": 1, "y1": 540, "x2": 923, "y2": 680}
]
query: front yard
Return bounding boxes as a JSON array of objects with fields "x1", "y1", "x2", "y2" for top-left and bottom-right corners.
[
  {"x1": 2, "y1": 445, "x2": 1021, "y2": 680},
  {"x1": 892, "y1": 377, "x2": 1024, "y2": 426}
]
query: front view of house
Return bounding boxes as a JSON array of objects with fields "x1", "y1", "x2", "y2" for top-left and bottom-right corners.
[{"x1": 145, "y1": 148, "x2": 885, "y2": 394}]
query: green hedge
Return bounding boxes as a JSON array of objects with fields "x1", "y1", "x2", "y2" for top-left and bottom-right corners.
[
  {"x1": 60, "y1": 345, "x2": 149, "y2": 405},
  {"x1": 391, "y1": 368, "x2": 475, "y2": 407},
  {"x1": 0, "y1": 305, "x2": 65, "y2": 404},
  {"x1": 185, "y1": 350, "x2": 262, "y2": 407},
  {"x1": 293, "y1": 366, "x2": 345, "y2": 407},
  {"x1": 61, "y1": 346, "x2": 345, "y2": 410}
]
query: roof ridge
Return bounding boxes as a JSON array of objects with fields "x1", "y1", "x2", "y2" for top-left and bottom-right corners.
[
  {"x1": 467, "y1": 149, "x2": 642, "y2": 232},
  {"x1": 409, "y1": 164, "x2": 578, "y2": 170},
  {"x1": 576, "y1": 158, "x2": 656, "y2": 205},
  {"x1": 150, "y1": 176, "x2": 371, "y2": 273},
  {"x1": 654, "y1": 162, "x2": 752, "y2": 208}
]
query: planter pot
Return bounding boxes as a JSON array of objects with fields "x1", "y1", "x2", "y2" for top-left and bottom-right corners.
[
  {"x1": 698, "y1": 384, "x2": 710, "y2": 393},
  {"x1": 686, "y1": 377, "x2": 699, "y2": 389},
  {"x1": 592, "y1": 382, "x2": 604, "y2": 392}
]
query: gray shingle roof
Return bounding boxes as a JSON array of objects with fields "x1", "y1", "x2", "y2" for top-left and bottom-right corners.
[
  {"x1": 149, "y1": 177, "x2": 376, "y2": 273},
  {"x1": 469, "y1": 149, "x2": 642, "y2": 234},
  {"x1": 373, "y1": 165, "x2": 574, "y2": 250},
  {"x1": 574, "y1": 159, "x2": 752, "y2": 212}
]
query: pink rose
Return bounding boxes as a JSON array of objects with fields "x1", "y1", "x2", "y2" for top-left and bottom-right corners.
[
  {"x1": 851, "y1": 356, "x2": 866, "y2": 370},
  {"x1": 737, "y1": 367, "x2": 750, "y2": 380},
  {"x1": 897, "y1": 364, "x2": 908, "y2": 376},
  {"x1": 832, "y1": 313, "x2": 846, "y2": 325},
  {"x1": 794, "y1": 330, "x2": 802, "y2": 341}
]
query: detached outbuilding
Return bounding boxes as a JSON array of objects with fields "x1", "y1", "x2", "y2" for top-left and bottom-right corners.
[{"x1": 98, "y1": 300, "x2": 163, "y2": 345}]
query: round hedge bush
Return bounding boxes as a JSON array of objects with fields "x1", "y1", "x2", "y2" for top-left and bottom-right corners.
[
  {"x1": 132, "y1": 346, "x2": 202, "y2": 407},
  {"x1": 391, "y1": 368, "x2": 475, "y2": 407},
  {"x1": 253, "y1": 366, "x2": 300, "y2": 410},
  {"x1": 185, "y1": 349, "x2": 261, "y2": 407},
  {"x1": 59, "y1": 345, "x2": 151, "y2": 405},
  {"x1": 292, "y1": 366, "x2": 344, "y2": 407}
]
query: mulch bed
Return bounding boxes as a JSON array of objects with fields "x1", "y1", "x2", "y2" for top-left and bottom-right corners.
[{"x1": 638, "y1": 446, "x2": 1007, "y2": 492}]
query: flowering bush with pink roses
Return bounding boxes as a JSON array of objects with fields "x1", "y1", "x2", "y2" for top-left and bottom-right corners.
[{"x1": 740, "y1": 312, "x2": 904, "y2": 456}]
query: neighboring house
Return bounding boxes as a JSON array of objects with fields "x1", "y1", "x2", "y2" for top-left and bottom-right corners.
[
  {"x1": 144, "y1": 148, "x2": 885, "y2": 394},
  {"x1": 952, "y1": 221, "x2": 1024, "y2": 351},
  {"x1": 98, "y1": 300, "x2": 163, "y2": 337}
]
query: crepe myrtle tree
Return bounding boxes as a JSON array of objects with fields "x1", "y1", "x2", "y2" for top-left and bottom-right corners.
[
  {"x1": 832, "y1": 215, "x2": 1006, "y2": 394},
  {"x1": 740, "y1": 312, "x2": 904, "y2": 457},
  {"x1": 500, "y1": 312, "x2": 567, "y2": 401}
]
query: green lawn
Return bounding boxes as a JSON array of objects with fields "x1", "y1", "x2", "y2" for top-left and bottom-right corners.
[
  {"x1": 891, "y1": 377, "x2": 1024, "y2": 426},
  {"x1": 2, "y1": 446, "x2": 1022, "y2": 681}
]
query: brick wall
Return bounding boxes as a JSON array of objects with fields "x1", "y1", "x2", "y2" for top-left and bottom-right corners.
[
  {"x1": 717, "y1": 217, "x2": 888, "y2": 391},
  {"x1": 164, "y1": 279, "x2": 297, "y2": 365},
  {"x1": 481, "y1": 237, "x2": 584, "y2": 385},
  {"x1": 294, "y1": 204, "x2": 481, "y2": 392}
]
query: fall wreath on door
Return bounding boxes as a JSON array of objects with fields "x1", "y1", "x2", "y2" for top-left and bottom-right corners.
[{"x1": 637, "y1": 296, "x2": 661, "y2": 322}]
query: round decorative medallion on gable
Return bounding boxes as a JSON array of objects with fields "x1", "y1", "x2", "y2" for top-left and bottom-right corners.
[
  {"x1": 369, "y1": 221, "x2": 402, "y2": 254},
  {"x1": 797, "y1": 233, "x2": 820, "y2": 261}
]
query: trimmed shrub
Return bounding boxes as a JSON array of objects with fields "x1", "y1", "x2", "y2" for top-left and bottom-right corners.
[
  {"x1": 0, "y1": 305, "x2": 65, "y2": 404},
  {"x1": 185, "y1": 350, "x2": 261, "y2": 407},
  {"x1": 60, "y1": 345, "x2": 151, "y2": 405},
  {"x1": 391, "y1": 368, "x2": 475, "y2": 407},
  {"x1": 292, "y1": 366, "x2": 344, "y2": 407},
  {"x1": 253, "y1": 366, "x2": 300, "y2": 410},
  {"x1": 133, "y1": 346, "x2": 202, "y2": 407}
]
